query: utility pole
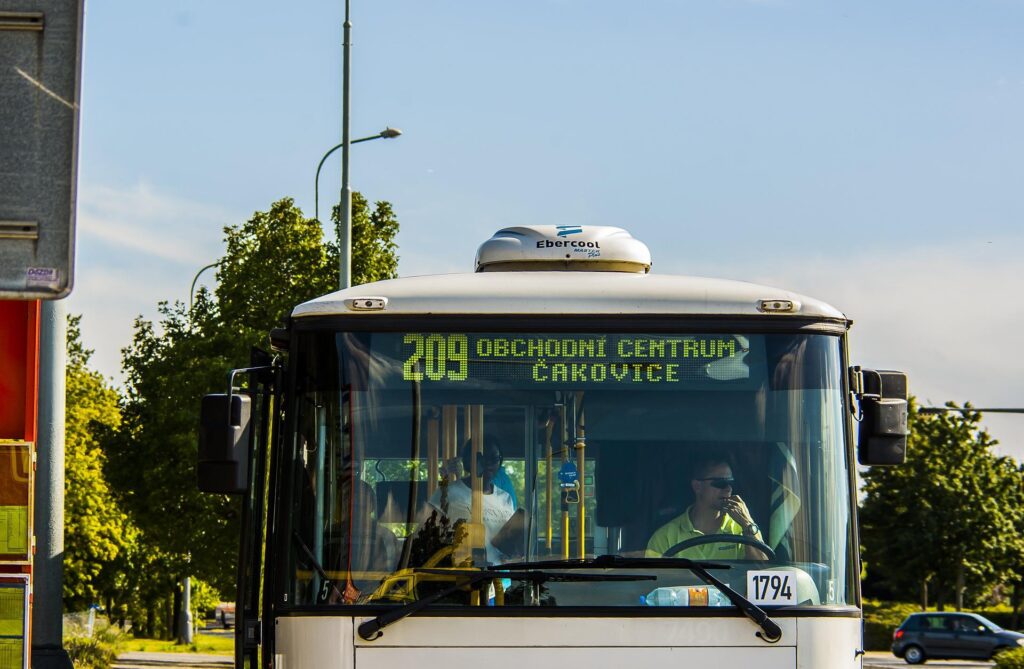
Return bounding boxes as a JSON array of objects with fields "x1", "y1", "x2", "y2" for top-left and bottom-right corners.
[
  {"x1": 33, "y1": 299, "x2": 71, "y2": 669},
  {"x1": 339, "y1": 0, "x2": 353, "y2": 289}
]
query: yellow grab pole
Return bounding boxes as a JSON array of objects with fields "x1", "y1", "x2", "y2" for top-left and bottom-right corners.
[
  {"x1": 563, "y1": 513, "x2": 570, "y2": 559},
  {"x1": 545, "y1": 415, "x2": 554, "y2": 552},
  {"x1": 470, "y1": 405, "x2": 484, "y2": 562},
  {"x1": 441, "y1": 407, "x2": 448, "y2": 473},
  {"x1": 575, "y1": 392, "x2": 586, "y2": 560},
  {"x1": 443, "y1": 406, "x2": 457, "y2": 481},
  {"x1": 427, "y1": 409, "x2": 439, "y2": 496},
  {"x1": 560, "y1": 402, "x2": 569, "y2": 558}
]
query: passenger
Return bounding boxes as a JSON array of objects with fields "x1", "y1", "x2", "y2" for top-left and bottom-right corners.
[
  {"x1": 425, "y1": 435, "x2": 516, "y2": 565},
  {"x1": 645, "y1": 454, "x2": 768, "y2": 560}
]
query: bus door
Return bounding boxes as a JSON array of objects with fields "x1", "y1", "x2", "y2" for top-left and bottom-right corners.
[{"x1": 236, "y1": 362, "x2": 277, "y2": 669}]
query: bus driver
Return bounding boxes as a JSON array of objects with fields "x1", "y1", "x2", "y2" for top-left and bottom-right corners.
[{"x1": 645, "y1": 454, "x2": 768, "y2": 560}]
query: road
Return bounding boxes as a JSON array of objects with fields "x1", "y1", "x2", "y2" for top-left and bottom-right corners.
[
  {"x1": 112, "y1": 652, "x2": 231, "y2": 669},
  {"x1": 863, "y1": 651, "x2": 993, "y2": 668}
]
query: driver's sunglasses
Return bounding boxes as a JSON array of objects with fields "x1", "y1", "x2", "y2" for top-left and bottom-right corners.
[
  {"x1": 477, "y1": 452, "x2": 503, "y2": 466},
  {"x1": 697, "y1": 477, "x2": 735, "y2": 489}
]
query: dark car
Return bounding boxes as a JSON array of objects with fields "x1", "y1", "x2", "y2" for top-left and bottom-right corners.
[{"x1": 892, "y1": 611, "x2": 1024, "y2": 664}]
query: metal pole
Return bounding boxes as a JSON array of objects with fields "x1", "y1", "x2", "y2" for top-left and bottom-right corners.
[
  {"x1": 575, "y1": 393, "x2": 586, "y2": 560},
  {"x1": 32, "y1": 299, "x2": 72, "y2": 669},
  {"x1": 189, "y1": 262, "x2": 218, "y2": 313},
  {"x1": 181, "y1": 577, "x2": 193, "y2": 644},
  {"x1": 339, "y1": 0, "x2": 353, "y2": 289}
]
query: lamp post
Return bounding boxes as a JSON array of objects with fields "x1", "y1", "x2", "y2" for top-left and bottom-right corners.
[
  {"x1": 189, "y1": 262, "x2": 219, "y2": 313},
  {"x1": 314, "y1": 127, "x2": 401, "y2": 225},
  {"x1": 340, "y1": 0, "x2": 353, "y2": 290}
]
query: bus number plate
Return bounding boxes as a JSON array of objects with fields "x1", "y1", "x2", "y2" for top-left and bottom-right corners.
[{"x1": 746, "y1": 570, "x2": 797, "y2": 605}]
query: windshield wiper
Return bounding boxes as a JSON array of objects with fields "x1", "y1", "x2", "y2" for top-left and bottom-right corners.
[
  {"x1": 497, "y1": 554, "x2": 729, "y2": 571},
  {"x1": 497, "y1": 555, "x2": 782, "y2": 643},
  {"x1": 357, "y1": 568, "x2": 655, "y2": 641},
  {"x1": 685, "y1": 561, "x2": 782, "y2": 642}
]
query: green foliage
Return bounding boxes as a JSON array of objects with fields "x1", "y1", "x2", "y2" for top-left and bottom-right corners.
[
  {"x1": 117, "y1": 551, "x2": 187, "y2": 639},
  {"x1": 65, "y1": 623, "x2": 126, "y2": 669},
  {"x1": 106, "y1": 194, "x2": 400, "y2": 602},
  {"x1": 860, "y1": 400, "x2": 1024, "y2": 609},
  {"x1": 109, "y1": 296, "x2": 242, "y2": 594},
  {"x1": 218, "y1": 198, "x2": 337, "y2": 338},
  {"x1": 996, "y1": 648, "x2": 1024, "y2": 669},
  {"x1": 65, "y1": 637, "x2": 117, "y2": 669},
  {"x1": 332, "y1": 192, "x2": 400, "y2": 286},
  {"x1": 64, "y1": 315, "x2": 136, "y2": 612},
  {"x1": 189, "y1": 578, "x2": 221, "y2": 622},
  {"x1": 862, "y1": 599, "x2": 926, "y2": 651}
]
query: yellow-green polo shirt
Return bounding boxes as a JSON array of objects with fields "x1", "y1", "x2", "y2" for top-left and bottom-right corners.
[{"x1": 645, "y1": 506, "x2": 746, "y2": 559}]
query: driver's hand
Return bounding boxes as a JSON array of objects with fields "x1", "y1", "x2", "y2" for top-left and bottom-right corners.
[{"x1": 723, "y1": 495, "x2": 755, "y2": 529}]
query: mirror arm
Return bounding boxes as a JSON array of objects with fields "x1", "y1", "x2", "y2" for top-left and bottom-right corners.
[{"x1": 226, "y1": 365, "x2": 275, "y2": 424}]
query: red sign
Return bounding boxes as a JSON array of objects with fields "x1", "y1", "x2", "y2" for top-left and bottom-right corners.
[{"x1": 0, "y1": 300, "x2": 40, "y2": 442}]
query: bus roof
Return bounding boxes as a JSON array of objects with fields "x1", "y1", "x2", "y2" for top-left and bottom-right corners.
[{"x1": 292, "y1": 271, "x2": 848, "y2": 323}]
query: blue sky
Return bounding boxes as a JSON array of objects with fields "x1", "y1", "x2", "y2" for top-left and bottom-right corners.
[{"x1": 70, "y1": 0, "x2": 1024, "y2": 458}]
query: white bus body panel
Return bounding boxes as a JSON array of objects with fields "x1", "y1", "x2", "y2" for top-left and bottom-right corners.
[
  {"x1": 275, "y1": 616, "x2": 862, "y2": 669},
  {"x1": 292, "y1": 272, "x2": 846, "y2": 321}
]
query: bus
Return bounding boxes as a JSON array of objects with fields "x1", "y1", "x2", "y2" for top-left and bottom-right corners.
[{"x1": 198, "y1": 225, "x2": 909, "y2": 669}]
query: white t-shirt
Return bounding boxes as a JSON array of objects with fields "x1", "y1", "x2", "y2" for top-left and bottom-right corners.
[{"x1": 427, "y1": 480, "x2": 515, "y2": 564}]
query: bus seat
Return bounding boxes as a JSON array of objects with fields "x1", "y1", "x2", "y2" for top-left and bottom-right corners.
[{"x1": 375, "y1": 480, "x2": 429, "y2": 523}]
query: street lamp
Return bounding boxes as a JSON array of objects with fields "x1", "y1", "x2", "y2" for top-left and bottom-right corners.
[
  {"x1": 314, "y1": 127, "x2": 402, "y2": 224},
  {"x1": 189, "y1": 262, "x2": 219, "y2": 313}
]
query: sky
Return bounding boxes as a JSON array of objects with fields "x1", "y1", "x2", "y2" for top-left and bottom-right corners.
[{"x1": 70, "y1": 0, "x2": 1024, "y2": 459}]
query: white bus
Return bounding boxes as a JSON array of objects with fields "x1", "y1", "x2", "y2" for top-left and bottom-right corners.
[{"x1": 198, "y1": 225, "x2": 909, "y2": 669}]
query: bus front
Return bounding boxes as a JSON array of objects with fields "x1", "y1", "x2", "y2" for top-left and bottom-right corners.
[
  {"x1": 199, "y1": 226, "x2": 908, "y2": 669},
  {"x1": 260, "y1": 227, "x2": 900, "y2": 669}
]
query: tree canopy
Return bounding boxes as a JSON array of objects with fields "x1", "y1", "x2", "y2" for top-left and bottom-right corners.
[
  {"x1": 64, "y1": 315, "x2": 135, "y2": 611},
  {"x1": 860, "y1": 400, "x2": 1024, "y2": 610},
  {"x1": 104, "y1": 195, "x2": 400, "y2": 596}
]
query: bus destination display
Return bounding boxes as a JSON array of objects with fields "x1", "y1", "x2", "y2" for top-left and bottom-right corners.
[{"x1": 398, "y1": 333, "x2": 750, "y2": 387}]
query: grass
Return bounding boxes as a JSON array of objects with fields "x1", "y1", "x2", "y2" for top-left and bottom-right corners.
[
  {"x1": 118, "y1": 631, "x2": 233, "y2": 656},
  {"x1": 995, "y1": 648, "x2": 1024, "y2": 669}
]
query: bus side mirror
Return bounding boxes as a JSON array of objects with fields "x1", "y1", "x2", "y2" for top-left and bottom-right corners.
[
  {"x1": 854, "y1": 368, "x2": 909, "y2": 466},
  {"x1": 198, "y1": 394, "x2": 251, "y2": 493}
]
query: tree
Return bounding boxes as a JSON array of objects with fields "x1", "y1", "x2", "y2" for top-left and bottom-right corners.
[
  {"x1": 104, "y1": 195, "x2": 400, "y2": 619},
  {"x1": 860, "y1": 400, "x2": 1019, "y2": 610},
  {"x1": 994, "y1": 459, "x2": 1024, "y2": 627},
  {"x1": 63, "y1": 315, "x2": 136, "y2": 613},
  {"x1": 108, "y1": 303, "x2": 239, "y2": 597},
  {"x1": 338, "y1": 192, "x2": 399, "y2": 286}
]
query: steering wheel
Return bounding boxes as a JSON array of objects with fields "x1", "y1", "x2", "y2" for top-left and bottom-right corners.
[{"x1": 663, "y1": 533, "x2": 775, "y2": 561}]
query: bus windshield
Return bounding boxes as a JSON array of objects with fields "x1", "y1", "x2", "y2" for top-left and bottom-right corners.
[{"x1": 282, "y1": 328, "x2": 854, "y2": 610}]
